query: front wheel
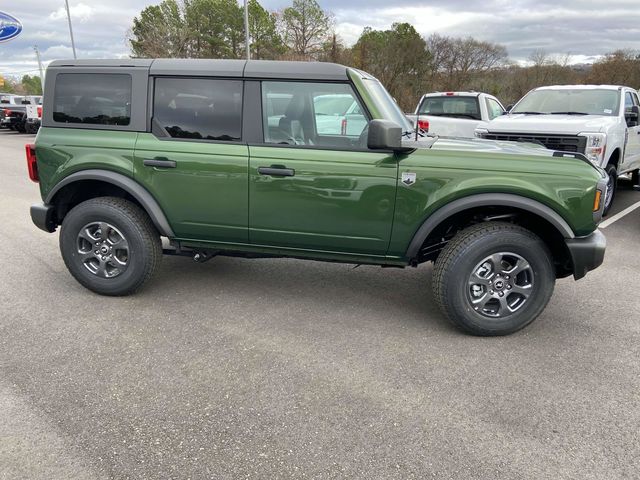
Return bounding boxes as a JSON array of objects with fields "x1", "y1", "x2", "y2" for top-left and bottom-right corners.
[
  {"x1": 59, "y1": 197, "x2": 162, "y2": 296},
  {"x1": 432, "y1": 222, "x2": 555, "y2": 336},
  {"x1": 603, "y1": 164, "x2": 617, "y2": 216}
]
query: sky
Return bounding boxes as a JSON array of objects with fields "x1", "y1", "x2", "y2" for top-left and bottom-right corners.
[{"x1": 1, "y1": 0, "x2": 639, "y2": 78}]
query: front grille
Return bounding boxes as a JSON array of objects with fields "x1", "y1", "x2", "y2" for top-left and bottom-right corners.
[{"x1": 483, "y1": 132, "x2": 586, "y2": 153}]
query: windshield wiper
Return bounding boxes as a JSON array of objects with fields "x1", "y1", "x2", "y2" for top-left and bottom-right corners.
[
  {"x1": 512, "y1": 111, "x2": 543, "y2": 115},
  {"x1": 548, "y1": 111, "x2": 589, "y2": 115}
]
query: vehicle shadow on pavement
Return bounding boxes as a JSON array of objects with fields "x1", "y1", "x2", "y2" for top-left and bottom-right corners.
[{"x1": 147, "y1": 255, "x2": 447, "y2": 331}]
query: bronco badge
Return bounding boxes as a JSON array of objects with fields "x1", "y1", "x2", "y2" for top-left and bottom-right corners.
[{"x1": 401, "y1": 172, "x2": 416, "y2": 186}]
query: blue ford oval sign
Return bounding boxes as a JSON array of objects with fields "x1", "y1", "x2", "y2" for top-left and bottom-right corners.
[{"x1": 0, "y1": 11, "x2": 23, "y2": 43}]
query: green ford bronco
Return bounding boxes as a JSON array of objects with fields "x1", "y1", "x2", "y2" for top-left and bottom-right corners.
[{"x1": 27, "y1": 59, "x2": 607, "y2": 335}]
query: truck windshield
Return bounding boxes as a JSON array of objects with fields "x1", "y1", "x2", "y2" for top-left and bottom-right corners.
[
  {"x1": 361, "y1": 78, "x2": 414, "y2": 133},
  {"x1": 512, "y1": 89, "x2": 620, "y2": 116}
]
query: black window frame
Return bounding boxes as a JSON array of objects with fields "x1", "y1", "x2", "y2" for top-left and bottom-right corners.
[
  {"x1": 150, "y1": 76, "x2": 245, "y2": 145},
  {"x1": 52, "y1": 73, "x2": 133, "y2": 127},
  {"x1": 42, "y1": 67, "x2": 148, "y2": 132},
  {"x1": 256, "y1": 79, "x2": 375, "y2": 153}
]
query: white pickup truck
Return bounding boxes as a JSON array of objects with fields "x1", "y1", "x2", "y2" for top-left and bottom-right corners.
[
  {"x1": 406, "y1": 91, "x2": 506, "y2": 138},
  {"x1": 476, "y1": 85, "x2": 640, "y2": 214}
]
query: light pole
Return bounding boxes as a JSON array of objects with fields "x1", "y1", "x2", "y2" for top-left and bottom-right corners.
[
  {"x1": 64, "y1": 0, "x2": 77, "y2": 59},
  {"x1": 244, "y1": 0, "x2": 250, "y2": 60},
  {"x1": 34, "y1": 46, "x2": 45, "y2": 91}
]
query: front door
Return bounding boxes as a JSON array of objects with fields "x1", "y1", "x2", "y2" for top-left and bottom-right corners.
[
  {"x1": 623, "y1": 90, "x2": 640, "y2": 170},
  {"x1": 249, "y1": 81, "x2": 398, "y2": 255},
  {"x1": 134, "y1": 77, "x2": 249, "y2": 243}
]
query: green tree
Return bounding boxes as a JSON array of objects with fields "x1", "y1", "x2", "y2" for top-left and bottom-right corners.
[
  {"x1": 248, "y1": 0, "x2": 284, "y2": 59},
  {"x1": 185, "y1": 0, "x2": 244, "y2": 58},
  {"x1": 21, "y1": 75, "x2": 42, "y2": 95},
  {"x1": 279, "y1": 0, "x2": 331, "y2": 58},
  {"x1": 130, "y1": 0, "x2": 190, "y2": 58},
  {"x1": 351, "y1": 23, "x2": 430, "y2": 111}
]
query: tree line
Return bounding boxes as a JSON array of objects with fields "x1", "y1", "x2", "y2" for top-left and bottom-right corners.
[
  {"x1": 7, "y1": 0, "x2": 640, "y2": 104},
  {"x1": 1, "y1": 75, "x2": 43, "y2": 96}
]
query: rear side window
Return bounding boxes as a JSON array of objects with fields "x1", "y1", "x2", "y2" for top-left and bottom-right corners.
[
  {"x1": 53, "y1": 74, "x2": 131, "y2": 125},
  {"x1": 153, "y1": 78, "x2": 243, "y2": 142}
]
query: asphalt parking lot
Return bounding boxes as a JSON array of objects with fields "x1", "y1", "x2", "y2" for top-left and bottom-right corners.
[{"x1": 1, "y1": 128, "x2": 639, "y2": 480}]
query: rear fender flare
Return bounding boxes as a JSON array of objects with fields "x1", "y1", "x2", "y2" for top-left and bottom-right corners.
[{"x1": 45, "y1": 169, "x2": 175, "y2": 237}]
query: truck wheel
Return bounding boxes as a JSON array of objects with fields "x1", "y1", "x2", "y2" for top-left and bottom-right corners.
[
  {"x1": 433, "y1": 222, "x2": 555, "y2": 336},
  {"x1": 603, "y1": 164, "x2": 617, "y2": 216},
  {"x1": 59, "y1": 197, "x2": 162, "y2": 296}
]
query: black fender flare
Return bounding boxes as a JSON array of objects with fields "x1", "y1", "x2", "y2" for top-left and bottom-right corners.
[
  {"x1": 405, "y1": 193, "x2": 575, "y2": 260},
  {"x1": 45, "y1": 169, "x2": 175, "y2": 237}
]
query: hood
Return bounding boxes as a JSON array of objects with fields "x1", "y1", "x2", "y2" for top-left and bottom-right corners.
[
  {"x1": 424, "y1": 136, "x2": 552, "y2": 157},
  {"x1": 485, "y1": 114, "x2": 618, "y2": 134}
]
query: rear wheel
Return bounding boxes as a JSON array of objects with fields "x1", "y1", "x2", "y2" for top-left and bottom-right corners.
[
  {"x1": 59, "y1": 197, "x2": 162, "y2": 296},
  {"x1": 603, "y1": 163, "x2": 617, "y2": 216},
  {"x1": 433, "y1": 222, "x2": 555, "y2": 336}
]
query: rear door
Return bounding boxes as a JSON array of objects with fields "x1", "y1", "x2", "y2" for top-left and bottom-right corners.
[
  {"x1": 248, "y1": 80, "x2": 398, "y2": 255},
  {"x1": 134, "y1": 77, "x2": 249, "y2": 243}
]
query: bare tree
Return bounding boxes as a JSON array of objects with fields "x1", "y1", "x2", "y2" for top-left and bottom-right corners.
[{"x1": 279, "y1": 0, "x2": 332, "y2": 58}]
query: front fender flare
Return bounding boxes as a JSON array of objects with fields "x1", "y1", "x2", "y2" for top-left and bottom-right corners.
[
  {"x1": 45, "y1": 169, "x2": 175, "y2": 238},
  {"x1": 405, "y1": 193, "x2": 575, "y2": 260}
]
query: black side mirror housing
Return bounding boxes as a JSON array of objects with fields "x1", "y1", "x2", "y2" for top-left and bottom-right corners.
[
  {"x1": 367, "y1": 119, "x2": 410, "y2": 152},
  {"x1": 506, "y1": 104, "x2": 513, "y2": 113},
  {"x1": 626, "y1": 105, "x2": 639, "y2": 127}
]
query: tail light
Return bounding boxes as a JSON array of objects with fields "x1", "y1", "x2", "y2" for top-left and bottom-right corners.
[
  {"x1": 418, "y1": 119, "x2": 429, "y2": 132},
  {"x1": 37, "y1": 106, "x2": 42, "y2": 118},
  {"x1": 3, "y1": 108, "x2": 12, "y2": 116},
  {"x1": 340, "y1": 118, "x2": 347, "y2": 135},
  {"x1": 25, "y1": 143, "x2": 39, "y2": 182}
]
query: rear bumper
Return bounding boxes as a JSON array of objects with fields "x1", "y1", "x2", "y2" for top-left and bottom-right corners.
[
  {"x1": 565, "y1": 229, "x2": 606, "y2": 280},
  {"x1": 30, "y1": 203, "x2": 57, "y2": 233}
]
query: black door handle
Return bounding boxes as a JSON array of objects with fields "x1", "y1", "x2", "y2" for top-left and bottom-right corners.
[
  {"x1": 258, "y1": 166, "x2": 295, "y2": 177},
  {"x1": 143, "y1": 158, "x2": 177, "y2": 168}
]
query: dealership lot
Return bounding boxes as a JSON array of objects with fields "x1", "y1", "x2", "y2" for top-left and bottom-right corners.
[{"x1": 1, "y1": 128, "x2": 639, "y2": 479}]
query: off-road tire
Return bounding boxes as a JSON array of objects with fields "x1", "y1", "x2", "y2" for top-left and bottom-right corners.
[
  {"x1": 603, "y1": 163, "x2": 617, "y2": 216},
  {"x1": 433, "y1": 222, "x2": 555, "y2": 336},
  {"x1": 60, "y1": 197, "x2": 162, "y2": 296}
]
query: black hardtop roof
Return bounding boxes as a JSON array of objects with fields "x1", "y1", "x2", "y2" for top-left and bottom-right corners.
[{"x1": 47, "y1": 59, "x2": 350, "y2": 81}]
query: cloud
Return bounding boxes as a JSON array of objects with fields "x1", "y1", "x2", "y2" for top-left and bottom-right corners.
[
  {"x1": 0, "y1": 0, "x2": 639, "y2": 78},
  {"x1": 49, "y1": 3, "x2": 95, "y2": 22}
]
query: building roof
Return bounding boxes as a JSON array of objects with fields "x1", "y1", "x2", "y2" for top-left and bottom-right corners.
[{"x1": 48, "y1": 59, "x2": 350, "y2": 81}]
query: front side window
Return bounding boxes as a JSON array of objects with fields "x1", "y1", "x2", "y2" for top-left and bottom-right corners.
[
  {"x1": 419, "y1": 96, "x2": 481, "y2": 121},
  {"x1": 486, "y1": 98, "x2": 505, "y2": 120},
  {"x1": 53, "y1": 74, "x2": 131, "y2": 125},
  {"x1": 154, "y1": 77, "x2": 243, "y2": 142},
  {"x1": 262, "y1": 81, "x2": 368, "y2": 148},
  {"x1": 625, "y1": 91, "x2": 639, "y2": 109}
]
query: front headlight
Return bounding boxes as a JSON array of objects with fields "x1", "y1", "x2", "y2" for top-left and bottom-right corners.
[
  {"x1": 578, "y1": 133, "x2": 607, "y2": 165},
  {"x1": 474, "y1": 128, "x2": 488, "y2": 138}
]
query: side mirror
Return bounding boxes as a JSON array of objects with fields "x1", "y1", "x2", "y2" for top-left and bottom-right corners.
[
  {"x1": 367, "y1": 119, "x2": 406, "y2": 151},
  {"x1": 626, "y1": 105, "x2": 639, "y2": 127},
  {"x1": 506, "y1": 104, "x2": 513, "y2": 112}
]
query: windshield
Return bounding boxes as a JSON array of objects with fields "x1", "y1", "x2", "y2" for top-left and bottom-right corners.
[
  {"x1": 512, "y1": 88, "x2": 620, "y2": 116},
  {"x1": 360, "y1": 78, "x2": 414, "y2": 132}
]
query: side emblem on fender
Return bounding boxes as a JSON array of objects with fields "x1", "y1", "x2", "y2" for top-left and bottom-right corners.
[{"x1": 401, "y1": 172, "x2": 417, "y2": 186}]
